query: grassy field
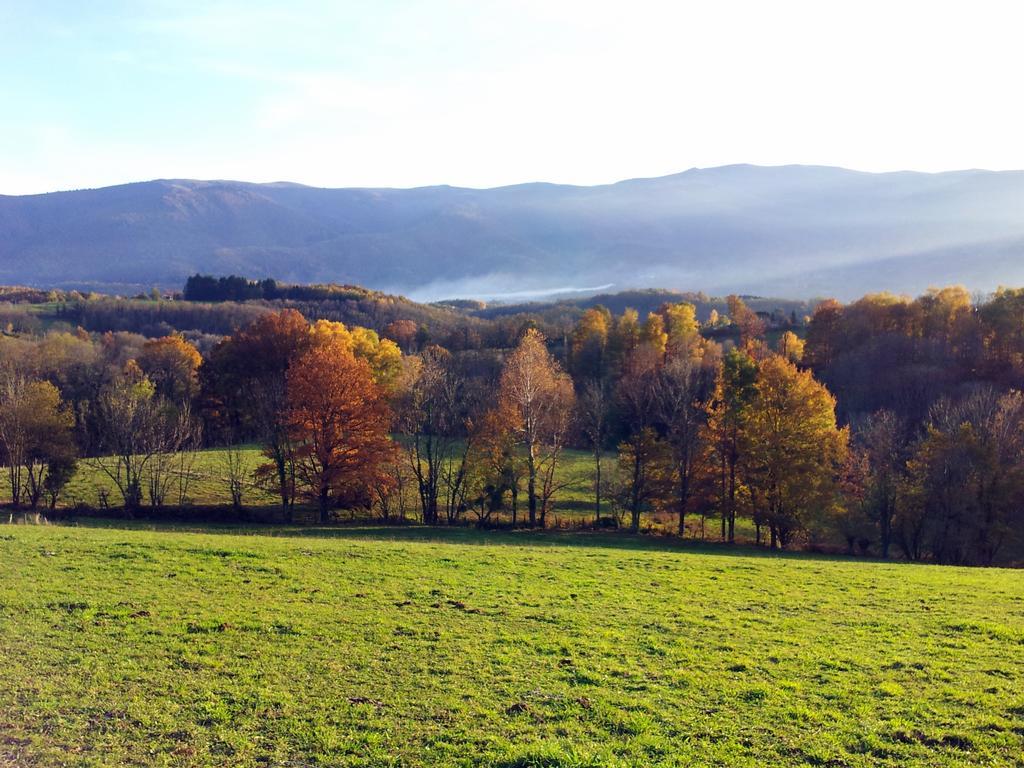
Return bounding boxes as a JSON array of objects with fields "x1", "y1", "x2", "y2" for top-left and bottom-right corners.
[
  {"x1": 58, "y1": 447, "x2": 280, "y2": 510},
  {"x1": 1, "y1": 522, "x2": 1022, "y2": 767},
  {"x1": 23, "y1": 445, "x2": 603, "y2": 523}
]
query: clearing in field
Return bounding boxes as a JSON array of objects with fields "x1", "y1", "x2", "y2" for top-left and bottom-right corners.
[
  {"x1": 43, "y1": 445, "x2": 603, "y2": 524},
  {"x1": 1, "y1": 522, "x2": 1022, "y2": 767}
]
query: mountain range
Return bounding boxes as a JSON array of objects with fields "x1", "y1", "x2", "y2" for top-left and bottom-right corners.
[{"x1": 2, "y1": 164, "x2": 1023, "y2": 301}]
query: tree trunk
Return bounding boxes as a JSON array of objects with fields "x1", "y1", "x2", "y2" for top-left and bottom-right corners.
[
  {"x1": 319, "y1": 487, "x2": 330, "y2": 524},
  {"x1": 677, "y1": 466, "x2": 689, "y2": 536},
  {"x1": 274, "y1": 449, "x2": 294, "y2": 523},
  {"x1": 719, "y1": 453, "x2": 727, "y2": 540},
  {"x1": 630, "y1": 449, "x2": 642, "y2": 533},
  {"x1": 727, "y1": 457, "x2": 736, "y2": 543},
  {"x1": 880, "y1": 501, "x2": 892, "y2": 558},
  {"x1": 527, "y1": 443, "x2": 537, "y2": 528},
  {"x1": 7, "y1": 465, "x2": 20, "y2": 507}
]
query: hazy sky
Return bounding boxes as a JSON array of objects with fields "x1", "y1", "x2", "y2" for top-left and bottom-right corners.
[{"x1": 3, "y1": 0, "x2": 1023, "y2": 194}]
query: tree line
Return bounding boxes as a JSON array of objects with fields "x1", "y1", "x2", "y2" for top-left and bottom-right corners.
[{"x1": 2, "y1": 285, "x2": 1023, "y2": 565}]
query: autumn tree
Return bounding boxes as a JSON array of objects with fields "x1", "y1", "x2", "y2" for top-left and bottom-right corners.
[
  {"x1": 383, "y1": 319, "x2": 419, "y2": 354},
  {"x1": 136, "y1": 334, "x2": 202, "y2": 402},
  {"x1": 22, "y1": 383, "x2": 77, "y2": 509},
  {"x1": 203, "y1": 313, "x2": 400, "y2": 516},
  {"x1": 494, "y1": 329, "x2": 575, "y2": 527},
  {"x1": 309, "y1": 320, "x2": 403, "y2": 390},
  {"x1": 26, "y1": 329, "x2": 104, "y2": 444},
  {"x1": 616, "y1": 427, "x2": 671, "y2": 532},
  {"x1": 835, "y1": 448, "x2": 875, "y2": 554},
  {"x1": 202, "y1": 309, "x2": 311, "y2": 515},
  {"x1": 902, "y1": 388, "x2": 1024, "y2": 564},
  {"x1": 777, "y1": 331, "x2": 805, "y2": 365},
  {"x1": 744, "y1": 355, "x2": 848, "y2": 548},
  {"x1": 662, "y1": 302, "x2": 701, "y2": 360},
  {"x1": 703, "y1": 348, "x2": 758, "y2": 542},
  {"x1": 283, "y1": 337, "x2": 395, "y2": 522},
  {"x1": 727, "y1": 295, "x2": 765, "y2": 352},
  {"x1": 979, "y1": 287, "x2": 1024, "y2": 383},
  {"x1": 605, "y1": 308, "x2": 641, "y2": 376},
  {"x1": 803, "y1": 299, "x2": 844, "y2": 371},
  {"x1": 0, "y1": 371, "x2": 77, "y2": 508},
  {"x1": 918, "y1": 286, "x2": 974, "y2": 354},
  {"x1": 640, "y1": 313, "x2": 668, "y2": 359},
  {"x1": 570, "y1": 307, "x2": 611, "y2": 380},
  {"x1": 472, "y1": 407, "x2": 525, "y2": 526}
]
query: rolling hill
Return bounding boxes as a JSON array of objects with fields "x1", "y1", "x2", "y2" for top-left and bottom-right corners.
[{"x1": 2, "y1": 164, "x2": 1023, "y2": 300}]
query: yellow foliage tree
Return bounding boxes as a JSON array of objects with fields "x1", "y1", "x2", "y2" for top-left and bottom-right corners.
[
  {"x1": 777, "y1": 331, "x2": 805, "y2": 364},
  {"x1": 662, "y1": 302, "x2": 701, "y2": 360},
  {"x1": 744, "y1": 355, "x2": 848, "y2": 548},
  {"x1": 641, "y1": 313, "x2": 668, "y2": 358},
  {"x1": 137, "y1": 334, "x2": 202, "y2": 402},
  {"x1": 494, "y1": 329, "x2": 575, "y2": 527},
  {"x1": 570, "y1": 306, "x2": 611, "y2": 379},
  {"x1": 309, "y1": 319, "x2": 402, "y2": 390}
]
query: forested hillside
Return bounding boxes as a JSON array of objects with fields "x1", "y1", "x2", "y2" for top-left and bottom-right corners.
[{"x1": 2, "y1": 280, "x2": 1024, "y2": 565}]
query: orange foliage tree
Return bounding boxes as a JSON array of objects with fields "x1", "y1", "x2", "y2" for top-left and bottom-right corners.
[
  {"x1": 282, "y1": 337, "x2": 395, "y2": 522},
  {"x1": 205, "y1": 309, "x2": 311, "y2": 514},
  {"x1": 202, "y1": 310, "x2": 402, "y2": 519}
]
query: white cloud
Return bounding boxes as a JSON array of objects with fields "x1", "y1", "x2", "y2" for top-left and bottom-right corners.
[{"x1": 3, "y1": 0, "x2": 1024, "y2": 193}]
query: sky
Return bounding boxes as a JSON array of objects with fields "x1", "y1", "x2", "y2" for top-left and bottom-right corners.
[{"x1": 2, "y1": 0, "x2": 1024, "y2": 195}]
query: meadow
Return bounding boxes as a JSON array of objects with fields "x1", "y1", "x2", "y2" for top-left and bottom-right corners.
[
  {"x1": 1, "y1": 521, "x2": 1022, "y2": 767},
  {"x1": 27, "y1": 446, "x2": 605, "y2": 525}
]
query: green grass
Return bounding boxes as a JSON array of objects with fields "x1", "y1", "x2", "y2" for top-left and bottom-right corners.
[
  {"x1": 1, "y1": 522, "x2": 1022, "y2": 766},
  {"x1": 25, "y1": 445, "x2": 601, "y2": 522},
  {"x1": 59, "y1": 447, "x2": 280, "y2": 509}
]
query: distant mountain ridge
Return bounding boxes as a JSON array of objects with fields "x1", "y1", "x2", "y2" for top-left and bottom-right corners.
[{"x1": 2, "y1": 164, "x2": 1023, "y2": 300}]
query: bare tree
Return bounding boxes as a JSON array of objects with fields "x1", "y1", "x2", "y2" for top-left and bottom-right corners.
[
  {"x1": 400, "y1": 346, "x2": 475, "y2": 525},
  {"x1": 250, "y1": 376, "x2": 297, "y2": 518},
  {"x1": 855, "y1": 409, "x2": 907, "y2": 558},
  {"x1": 441, "y1": 436, "x2": 474, "y2": 523},
  {"x1": 0, "y1": 370, "x2": 31, "y2": 506},
  {"x1": 223, "y1": 442, "x2": 252, "y2": 511},
  {"x1": 656, "y1": 357, "x2": 710, "y2": 535},
  {"x1": 91, "y1": 375, "x2": 194, "y2": 512},
  {"x1": 146, "y1": 401, "x2": 201, "y2": 508},
  {"x1": 616, "y1": 349, "x2": 662, "y2": 532},
  {"x1": 578, "y1": 379, "x2": 609, "y2": 524},
  {"x1": 174, "y1": 408, "x2": 203, "y2": 506},
  {"x1": 375, "y1": 459, "x2": 410, "y2": 522}
]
